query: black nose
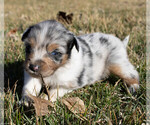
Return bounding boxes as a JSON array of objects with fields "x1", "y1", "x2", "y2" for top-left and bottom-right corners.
[{"x1": 29, "y1": 64, "x2": 39, "y2": 72}]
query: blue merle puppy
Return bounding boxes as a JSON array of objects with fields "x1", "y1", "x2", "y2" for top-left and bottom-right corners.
[{"x1": 21, "y1": 20, "x2": 139, "y2": 103}]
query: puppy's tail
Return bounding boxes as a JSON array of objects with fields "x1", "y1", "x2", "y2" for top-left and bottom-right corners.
[{"x1": 123, "y1": 35, "x2": 130, "y2": 48}]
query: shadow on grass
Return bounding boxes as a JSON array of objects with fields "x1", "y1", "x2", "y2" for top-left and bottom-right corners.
[
  {"x1": 105, "y1": 74, "x2": 127, "y2": 93},
  {"x1": 4, "y1": 60, "x2": 24, "y2": 98}
]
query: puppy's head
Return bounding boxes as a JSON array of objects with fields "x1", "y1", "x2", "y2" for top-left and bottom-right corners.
[{"x1": 22, "y1": 20, "x2": 79, "y2": 78}]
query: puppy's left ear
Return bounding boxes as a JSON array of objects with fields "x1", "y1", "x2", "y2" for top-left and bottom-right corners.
[
  {"x1": 67, "y1": 37, "x2": 79, "y2": 54},
  {"x1": 21, "y1": 26, "x2": 33, "y2": 42}
]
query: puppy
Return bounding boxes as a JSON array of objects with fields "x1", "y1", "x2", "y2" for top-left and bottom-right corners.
[{"x1": 21, "y1": 20, "x2": 139, "y2": 103}]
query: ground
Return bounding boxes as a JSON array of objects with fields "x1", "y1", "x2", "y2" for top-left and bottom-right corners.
[{"x1": 4, "y1": 0, "x2": 146, "y2": 124}]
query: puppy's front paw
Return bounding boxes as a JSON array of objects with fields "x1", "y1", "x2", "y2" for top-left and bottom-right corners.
[{"x1": 19, "y1": 95, "x2": 33, "y2": 107}]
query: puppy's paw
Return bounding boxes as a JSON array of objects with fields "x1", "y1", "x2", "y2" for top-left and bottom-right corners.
[
  {"x1": 129, "y1": 84, "x2": 140, "y2": 93},
  {"x1": 19, "y1": 95, "x2": 33, "y2": 107}
]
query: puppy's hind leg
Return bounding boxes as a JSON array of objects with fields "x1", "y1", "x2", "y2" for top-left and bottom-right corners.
[
  {"x1": 107, "y1": 36, "x2": 139, "y2": 93},
  {"x1": 108, "y1": 60, "x2": 139, "y2": 93}
]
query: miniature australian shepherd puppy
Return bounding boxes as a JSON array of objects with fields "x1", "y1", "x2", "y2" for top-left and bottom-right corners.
[{"x1": 21, "y1": 20, "x2": 139, "y2": 104}]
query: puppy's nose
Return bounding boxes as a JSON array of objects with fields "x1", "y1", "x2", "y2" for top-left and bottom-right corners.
[{"x1": 29, "y1": 64, "x2": 39, "y2": 72}]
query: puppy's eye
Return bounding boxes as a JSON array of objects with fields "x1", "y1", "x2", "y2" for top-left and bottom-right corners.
[
  {"x1": 51, "y1": 51, "x2": 57, "y2": 55},
  {"x1": 51, "y1": 50, "x2": 62, "y2": 56},
  {"x1": 49, "y1": 50, "x2": 62, "y2": 62}
]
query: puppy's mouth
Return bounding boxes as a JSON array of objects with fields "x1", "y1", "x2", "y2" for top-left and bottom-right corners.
[
  {"x1": 25, "y1": 67, "x2": 41, "y2": 78},
  {"x1": 25, "y1": 63, "x2": 55, "y2": 78},
  {"x1": 26, "y1": 68, "x2": 52, "y2": 78}
]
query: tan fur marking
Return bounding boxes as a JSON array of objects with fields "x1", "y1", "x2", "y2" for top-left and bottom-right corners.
[
  {"x1": 109, "y1": 65, "x2": 139, "y2": 86},
  {"x1": 124, "y1": 78, "x2": 139, "y2": 86},
  {"x1": 47, "y1": 44, "x2": 59, "y2": 52},
  {"x1": 40, "y1": 54, "x2": 69, "y2": 77},
  {"x1": 108, "y1": 65, "x2": 122, "y2": 77},
  {"x1": 61, "y1": 54, "x2": 68, "y2": 65},
  {"x1": 42, "y1": 57, "x2": 58, "y2": 75}
]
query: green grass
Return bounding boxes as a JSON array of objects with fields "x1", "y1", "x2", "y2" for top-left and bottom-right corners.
[{"x1": 4, "y1": 0, "x2": 146, "y2": 124}]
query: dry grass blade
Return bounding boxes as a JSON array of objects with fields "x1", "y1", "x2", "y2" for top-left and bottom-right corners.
[
  {"x1": 28, "y1": 94, "x2": 54, "y2": 116},
  {"x1": 113, "y1": 109, "x2": 118, "y2": 125},
  {"x1": 104, "y1": 115, "x2": 113, "y2": 125},
  {"x1": 114, "y1": 79, "x2": 121, "y2": 88},
  {"x1": 123, "y1": 81, "x2": 136, "y2": 101},
  {"x1": 62, "y1": 97, "x2": 85, "y2": 114},
  {"x1": 12, "y1": 80, "x2": 17, "y2": 104}
]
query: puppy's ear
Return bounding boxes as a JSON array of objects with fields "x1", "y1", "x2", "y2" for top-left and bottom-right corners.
[
  {"x1": 67, "y1": 37, "x2": 79, "y2": 54},
  {"x1": 21, "y1": 26, "x2": 33, "y2": 42},
  {"x1": 72, "y1": 37, "x2": 79, "y2": 52}
]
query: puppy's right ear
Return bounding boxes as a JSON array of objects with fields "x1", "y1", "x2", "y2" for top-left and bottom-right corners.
[{"x1": 21, "y1": 26, "x2": 33, "y2": 42}]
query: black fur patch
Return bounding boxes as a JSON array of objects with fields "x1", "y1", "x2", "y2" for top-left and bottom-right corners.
[
  {"x1": 111, "y1": 47, "x2": 117, "y2": 51},
  {"x1": 78, "y1": 37, "x2": 93, "y2": 67},
  {"x1": 25, "y1": 43, "x2": 32, "y2": 54},
  {"x1": 67, "y1": 37, "x2": 79, "y2": 58},
  {"x1": 78, "y1": 37, "x2": 92, "y2": 57},
  {"x1": 99, "y1": 37, "x2": 109, "y2": 46},
  {"x1": 22, "y1": 26, "x2": 34, "y2": 41},
  {"x1": 78, "y1": 68, "x2": 85, "y2": 86}
]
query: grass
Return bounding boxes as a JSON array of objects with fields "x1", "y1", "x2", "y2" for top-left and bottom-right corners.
[{"x1": 4, "y1": 0, "x2": 146, "y2": 124}]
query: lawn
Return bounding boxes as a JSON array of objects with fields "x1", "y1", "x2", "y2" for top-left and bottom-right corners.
[{"x1": 4, "y1": 0, "x2": 146, "y2": 124}]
